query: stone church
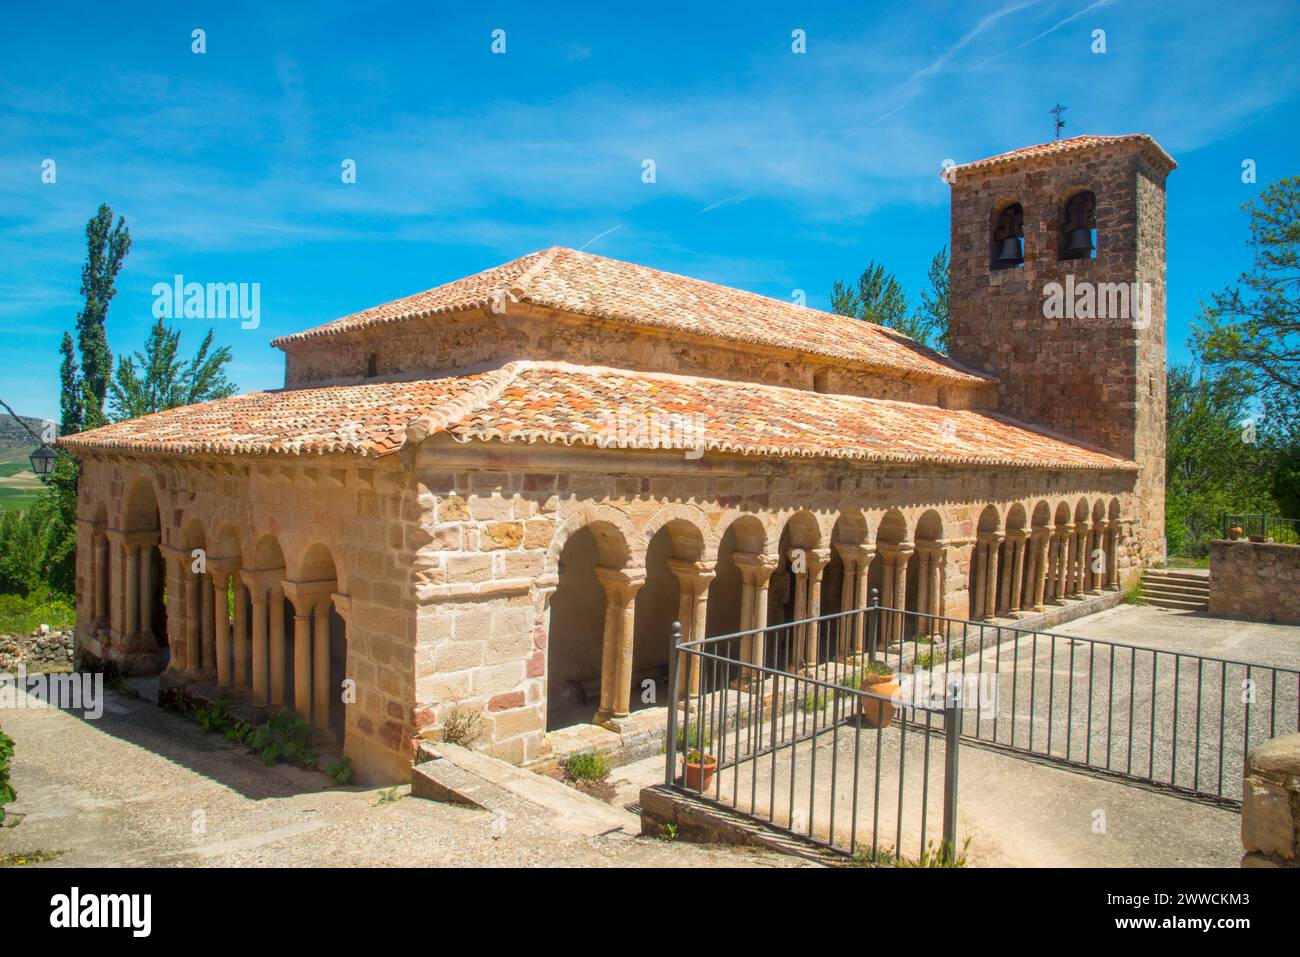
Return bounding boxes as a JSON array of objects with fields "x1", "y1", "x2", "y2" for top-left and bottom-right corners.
[{"x1": 61, "y1": 134, "x2": 1174, "y2": 782}]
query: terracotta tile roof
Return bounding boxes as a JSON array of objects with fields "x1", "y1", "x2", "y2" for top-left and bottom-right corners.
[
  {"x1": 272, "y1": 247, "x2": 991, "y2": 386},
  {"x1": 58, "y1": 373, "x2": 495, "y2": 458},
  {"x1": 952, "y1": 134, "x2": 1176, "y2": 176},
  {"x1": 61, "y1": 361, "x2": 1133, "y2": 472}
]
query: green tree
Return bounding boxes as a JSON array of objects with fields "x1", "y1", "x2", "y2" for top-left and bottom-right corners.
[
  {"x1": 1191, "y1": 176, "x2": 1300, "y2": 441},
  {"x1": 1165, "y1": 363, "x2": 1278, "y2": 556},
  {"x1": 911, "y1": 245, "x2": 950, "y2": 352},
  {"x1": 831, "y1": 261, "x2": 909, "y2": 329},
  {"x1": 75, "y1": 204, "x2": 131, "y2": 430},
  {"x1": 58, "y1": 332, "x2": 81, "y2": 437},
  {"x1": 109, "y1": 320, "x2": 237, "y2": 420}
]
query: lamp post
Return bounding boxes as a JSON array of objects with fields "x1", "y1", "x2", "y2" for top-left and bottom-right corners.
[{"x1": 30, "y1": 445, "x2": 57, "y2": 476}]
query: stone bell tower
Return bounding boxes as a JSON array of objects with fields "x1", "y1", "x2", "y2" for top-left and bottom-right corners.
[{"x1": 946, "y1": 134, "x2": 1176, "y2": 565}]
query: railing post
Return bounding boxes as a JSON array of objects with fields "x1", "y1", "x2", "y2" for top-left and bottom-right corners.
[
  {"x1": 868, "y1": 586, "x2": 880, "y2": 662},
  {"x1": 1221, "y1": 510, "x2": 1227, "y2": 542},
  {"x1": 665, "y1": 619, "x2": 682, "y2": 785},
  {"x1": 942, "y1": 698, "x2": 962, "y2": 862}
]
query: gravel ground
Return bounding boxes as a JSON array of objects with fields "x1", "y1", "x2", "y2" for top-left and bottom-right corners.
[{"x1": 0, "y1": 686, "x2": 808, "y2": 868}]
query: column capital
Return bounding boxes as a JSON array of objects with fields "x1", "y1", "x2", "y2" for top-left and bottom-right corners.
[
  {"x1": 977, "y1": 530, "x2": 1005, "y2": 545},
  {"x1": 207, "y1": 557, "x2": 241, "y2": 580},
  {"x1": 595, "y1": 564, "x2": 648, "y2": 599},
  {"x1": 240, "y1": 567, "x2": 285, "y2": 597},
  {"x1": 1056, "y1": 523, "x2": 1075, "y2": 535},
  {"x1": 1030, "y1": 526, "x2": 1053, "y2": 542},
  {"x1": 914, "y1": 538, "x2": 949, "y2": 559},
  {"x1": 731, "y1": 551, "x2": 780, "y2": 583},
  {"x1": 330, "y1": 592, "x2": 352, "y2": 624},
  {"x1": 281, "y1": 578, "x2": 337, "y2": 613},
  {"x1": 104, "y1": 528, "x2": 128, "y2": 546},
  {"x1": 77, "y1": 516, "x2": 105, "y2": 534},
  {"x1": 665, "y1": 558, "x2": 715, "y2": 590},
  {"x1": 879, "y1": 541, "x2": 915, "y2": 558},
  {"x1": 802, "y1": 547, "x2": 832, "y2": 574},
  {"x1": 121, "y1": 529, "x2": 160, "y2": 548},
  {"x1": 1005, "y1": 528, "x2": 1029, "y2": 543}
]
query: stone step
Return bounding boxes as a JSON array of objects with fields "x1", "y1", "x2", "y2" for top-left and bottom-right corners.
[
  {"x1": 411, "y1": 742, "x2": 639, "y2": 837},
  {"x1": 1142, "y1": 595, "x2": 1209, "y2": 611},
  {"x1": 1141, "y1": 582, "x2": 1210, "y2": 599},
  {"x1": 1144, "y1": 569, "x2": 1210, "y2": 585}
]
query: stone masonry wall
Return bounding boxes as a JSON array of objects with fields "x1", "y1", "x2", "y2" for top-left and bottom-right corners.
[
  {"x1": 1209, "y1": 540, "x2": 1300, "y2": 624},
  {"x1": 409, "y1": 440, "x2": 1138, "y2": 765},
  {"x1": 1241, "y1": 733, "x2": 1300, "y2": 867},
  {"x1": 281, "y1": 306, "x2": 996, "y2": 410},
  {"x1": 948, "y1": 142, "x2": 1169, "y2": 567}
]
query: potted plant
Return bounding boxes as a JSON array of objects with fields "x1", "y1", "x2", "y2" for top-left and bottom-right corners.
[
  {"x1": 682, "y1": 747, "x2": 718, "y2": 791},
  {"x1": 1228, "y1": 523, "x2": 1244, "y2": 541},
  {"x1": 858, "y1": 661, "x2": 900, "y2": 729}
]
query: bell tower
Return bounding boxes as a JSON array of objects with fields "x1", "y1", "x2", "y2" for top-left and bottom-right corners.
[{"x1": 946, "y1": 134, "x2": 1176, "y2": 564}]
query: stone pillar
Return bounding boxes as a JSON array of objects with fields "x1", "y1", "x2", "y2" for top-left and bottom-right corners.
[
  {"x1": 667, "y1": 560, "x2": 715, "y2": 702},
  {"x1": 594, "y1": 566, "x2": 647, "y2": 724},
  {"x1": 1073, "y1": 525, "x2": 1088, "y2": 598},
  {"x1": 183, "y1": 570, "x2": 200, "y2": 673},
  {"x1": 313, "y1": 595, "x2": 332, "y2": 731},
  {"x1": 1060, "y1": 524, "x2": 1077, "y2": 598},
  {"x1": 243, "y1": 572, "x2": 270, "y2": 701},
  {"x1": 801, "y1": 548, "x2": 831, "y2": 670},
  {"x1": 200, "y1": 574, "x2": 215, "y2": 671},
  {"x1": 282, "y1": 580, "x2": 335, "y2": 723},
  {"x1": 1240, "y1": 733, "x2": 1300, "y2": 867},
  {"x1": 1031, "y1": 528, "x2": 1052, "y2": 611},
  {"x1": 880, "y1": 543, "x2": 913, "y2": 644},
  {"x1": 125, "y1": 541, "x2": 140, "y2": 642},
  {"x1": 232, "y1": 577, "x2": 249, "y2": 690},
  {"x1": 1006, "y1": 531, "x2": 1027, "y2": 615},
  {"x1": 982, "y1": 533, "x2": 1004, "y2": 620},
  {"x1": 971, "y1": 539, "x2": 987, "y2": 620},
  {"x1": 138, "y1": 544, "x2": 154, "y2": 642},
  {"x1": 733, "y1": 552, "x2": 779, "y2": 669},
  {"x1": 914, "y1": 540, "x2": 945, "y2": 637},
  {"x1": 1106, "y1": 521, "x2": 1121, "y2": 590},
  {"x1": 210, "y1": 563, "x2": 235, "y2": 688},
  {"x1": 834, "y1": 543, "x2": 874, "y2": 656},
  {"x1": 1088, "y1": 520, "x2": 1107, "y2": 594},
  {"x1": 93, "y1": 531, "x2": 108, "y2": 631},
  {"x1": 293, "y1": 604, "x2": 312, "y2": 721},
  {"x1": 269, "y1": 588, "x2": 287, "y2": 706}
]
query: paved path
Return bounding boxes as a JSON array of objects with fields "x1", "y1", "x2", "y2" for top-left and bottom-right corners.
[{"x1": 0, "y1": 687, "x2": 805, "y2": 868}]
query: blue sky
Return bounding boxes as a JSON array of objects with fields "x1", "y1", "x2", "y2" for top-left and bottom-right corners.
[{"x1": 2, "y1": 0, "x2": 1298, "y2": 422}]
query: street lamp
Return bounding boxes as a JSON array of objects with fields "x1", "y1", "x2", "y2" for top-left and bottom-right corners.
[{"x1": 30, "y1": 445, "x2": 56, "y2": 476}]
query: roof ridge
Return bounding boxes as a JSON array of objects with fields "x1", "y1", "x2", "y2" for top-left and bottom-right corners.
[{"x1": 404, "y1": 360, "x2": 529, "y2": 445}]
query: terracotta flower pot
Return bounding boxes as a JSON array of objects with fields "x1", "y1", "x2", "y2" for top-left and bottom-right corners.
[
  {"x1": 682, "y1": 755, "x2": 718, "y2": 791},
  {"x1": 1249, "y1": 535, "x2": 1266, "y2": 543},
  {"x1": 859, "y1": 674, "x2": 899, "y2": 728},
  {"x1": 1228, "y1": 525, "x2": 1244, "y2": 540}
]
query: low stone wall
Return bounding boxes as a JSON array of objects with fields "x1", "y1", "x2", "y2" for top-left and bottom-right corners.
[
  {"x1": 0, "y1": 626, "x2": 75, "y2": 672},
  {"x1": 1209, "y1": 540, "x2": 1300, "y2": 624},
  {"x1": 1241, "y1": 734, "x2": 1300, "y2": 867}
]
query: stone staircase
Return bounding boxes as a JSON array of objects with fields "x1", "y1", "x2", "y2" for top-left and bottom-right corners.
[{"x1": 1140, "y1": 567, "x2": 1210, "y2": 611}]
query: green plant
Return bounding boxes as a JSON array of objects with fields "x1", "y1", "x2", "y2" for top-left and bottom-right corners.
[
  {"x1": 194, "y1": 700, "x2": 232, "y2": 734},
  {"x1": 563, "y1": 750, "x2": 611, "y2": 783},
  {"x1": 0, "y1": 725, "x2": 15, "y2": 824},
  {"x1": 376, "y1": 786, "x2": 402, "y2": 804},
  {"x1": 662, "y1": 822, "x2": 679, "y2": 841},
  {"x1": 439, "y1": 702, "x2": 482, "y2": 748},
  {"x1": 224, "y1": 721, "x2": 256, "y2": 745},
  {"x1": 683, "y1": 748, "x2": 714, "y2": 765},
  {"x1": 325, "y1": 755, "x2": 355, "y2": 786},
  {"x1": 853, "y1": 836, "x2": 970, "y2": 868},
  {"x1": 675, "y1": 724, "x2": 714, "y2": 754},
  {"x1": 249, "y1": 711, "x2": 318, "y2": 771},
  {"x1": 1122, "y1": 582, "x2": 1147, "y2": 605}
]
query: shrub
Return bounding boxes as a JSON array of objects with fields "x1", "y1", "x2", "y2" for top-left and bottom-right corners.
[
  {"x1": 563, "y1": 751, "x2": 611, "y2": 782},
  {"x1": 0, "y1": 724, "x2": 15, "y2": 824},
  {"x1": 324, "y1": 755, "x2": 354, "y2": 785},
  {"x1": 249, "y1": 711, "x2": 318, "y2": 770},
  {"x1": 439, "y1": 703, "x2": 482, "y2": 748},
  {"x1": 676, "y1": 723, "x2": 714, "y2": 754}
]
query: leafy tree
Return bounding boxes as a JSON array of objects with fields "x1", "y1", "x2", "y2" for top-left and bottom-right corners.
[
  {"x1": 58, "y1": 332, "x2": 81, "y2": 437},
  {"x1": 911, "y1": 245, "x2": 950, "y2": 352},
  {"x1": 75, "y1": 204, "x2": 131, "y2": 430},
  {"x1": 831, "y1": 261, "x2": 909, "y2": 329},
  {"x1": 1191, "y1": 177, "x2": 1300, "y2": 441},
  {"x1": 109, "y1": 320, "x2": 237, "y2": 420},
  {"x1": 1165, "y1": 363, "x2": 1278, "y2": 556}
]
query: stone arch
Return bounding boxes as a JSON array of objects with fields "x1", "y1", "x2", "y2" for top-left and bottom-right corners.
[
  {"x1": 283, "y1": 522, "x2": 348, "y2": 592},
  {"x1": 639, "y1": 504, "x2": 712, "y2": 564},
  {"x1": 287, "y1": 539, "x2": 347, "y2": 743},
  {"x1": 1031, "y1": 500, "x2": 1052, "y2": 529},
  {"x1": 123, "y1": 477, "x2": 167, "y2": 660},
  {"x1": 636, "y1": 516, "x2": 710, "y2": 702},
  {"x1": 1059, "y1": 187, "x2": 1098, "y2": 261},
  {"x1": 714, "y1": 508, "x2": 780, "y2": 556},
  {"x1": 992, "y1": 196, "x2": 1025, "y2": 269},
  {"x1": 546, "y1": 505, "x2": 636, "y2": 574}
]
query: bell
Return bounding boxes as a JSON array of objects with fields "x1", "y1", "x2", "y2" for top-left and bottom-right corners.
[
  {"x1": 996, "y1": 236, "x2": 1023, "y2": 266},
  {"x1": 1066, "y1": 227, "x2": 1094, "y2": 257}
]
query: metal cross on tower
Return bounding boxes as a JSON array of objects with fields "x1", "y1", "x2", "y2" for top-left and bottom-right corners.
[{"x1": 1050, "y1": 103, "x2": 1067, "y2": 140}]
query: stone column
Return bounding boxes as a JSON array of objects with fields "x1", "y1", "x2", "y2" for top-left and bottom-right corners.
[
  {"x1": 802, "y1": 548, "x2": 831, "y2": 670},
  {"x1": 1031, "y1": 528, "x2": 1052, "y2": 611},
  {"x1": 1054, "y1": 527, "x2": 1072, "y2": 601},
  {"x1": 1106, "y1": 521, "x2": 1121, "y2": 590},
  {"x1": 232, "y1": 577, "x2": 249, "y2": 690},
  {"x1": 1073, "y1": 525, "x2": 1088, "y2": 598},
  {"x1": 210, "y1": 562, "x2": 235, "y2": 688},
  {"x1": 915, "y1": 540, "x2": 946, "y2": 637},
  {"x1": 733, "y1": 552, "x2": 779, "y2": 669},
  {"x1": 242, "y1": 571, "x2": 270, "y2": 701},
  {"x1": 138, "y1": 543, "x2": 154, "y2": 642},
  {"x1": 971, "y1": 538, "x2": 988, "y2": 621},
  {"x1": 1006, "y1": 531, "x2": 1027, "y2": 615},
  {"x1": 834, "y1": 543, "x2": 874, "y2": 656},
  {"x1": 1061, "y1": 524, "x2": 1077, "y2": 598},
  {"x1": 889, "y1": 543, "x2": 913, "y2": 644},
  {"x1": 667, "y1": 560, "x2": 714, "y2": 702},
  {"x1": 594, "y1": 565, "x2": 647, "y2": 723},
  {"x1": 94, "y1": 533, "x2": 109, "y2": 633},
  {"x1": 183, "y1": 569, "x2": 200, "y2": 673},
  {"x1": 200, "y1": 573, "x2": 215, "y2": 671},
  {"x1": 982, "y1": 533, "x2": 1004, "y2": 620},
  {"x1": 269, "y1": 587, "x2": 287, "y2": 705},
  {"x1": 313, "y1": 595, "x2": 332, "y2": 731},
  {"x1": 124, "y1": 541, "x2": 140, "y2": 642},
  {"x1": 1088, "y1": 520, "x2": 1107, "y2": 594}
]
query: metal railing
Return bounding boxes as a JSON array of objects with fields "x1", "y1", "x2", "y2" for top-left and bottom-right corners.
[
  {"x1": 881, "y1": 606, "x2": 1300, "y2": 804},
  {"x1": 664, "y1": 604, "x2": 963, "y2": 863},
  {"x1": 1222, "y1": 512, "x2": 1300, "y2": 545}
]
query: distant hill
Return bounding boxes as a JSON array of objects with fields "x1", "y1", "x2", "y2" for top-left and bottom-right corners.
[{"x1": 0, "y1": 413, "x2": 55, "y2": 448}]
